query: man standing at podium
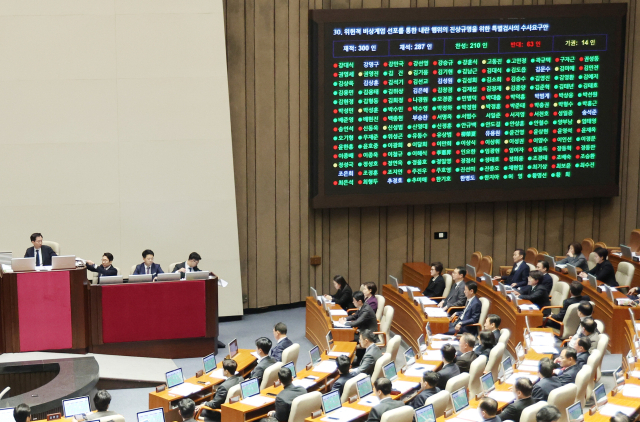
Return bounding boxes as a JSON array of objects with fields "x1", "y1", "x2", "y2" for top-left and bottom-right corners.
[
  {"x1": 24, "y1": 233, "x2": 57, "y2": 266},
  {"x1": 173, "y1": 252, "x2": 202, "y2": 279}
]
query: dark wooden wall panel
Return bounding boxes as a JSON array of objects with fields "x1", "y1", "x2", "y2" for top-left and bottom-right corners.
[{"x1": 225, "y1": 0, "x2": 638, "y2": 307}]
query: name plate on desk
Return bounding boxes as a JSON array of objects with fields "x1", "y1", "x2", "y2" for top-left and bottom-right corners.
[
  {"x1": 47, "y1": 413, "x2": 62, "y2": 421},
  {"x1": 156, "y1": 384, "x2": 166, "y2": 393},
  {"x1": 196, "y1": 370, "x2": 204, "y2": 378}
]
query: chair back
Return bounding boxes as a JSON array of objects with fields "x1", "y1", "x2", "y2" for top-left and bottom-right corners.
[
  {"x1": 445, "y1": 373, "x2": 470, "y2": 411},
  {"x1": 375, "y1": 295, "x2": 386, "y2": 321},
  {"x1": 387, "y1": 335, "x2": 402, "y2": 363},
  {"x1": 616, "y1": 262, "x2": 635, "y2": 288},
  {"x1": 260, "y1": 362, "x2": 284, "y2": 390},
  {"x1": 470, "y1": 252, "x2": 482, "y2": 271},
  {"x1": 169, "y1": 262, "x2": 181, "y2": 273},
  {"x1": 525, "y1": 248, "x2": 539, "y2": 265},
  {"x1": 42, "y1": 241, "x2": 60, "y2": 255},
  {"x1": 377, "y1": 306, "x2": 394, "y2": 345},
  {"x1": 526, "y1": 263, "x2": 536, "y2": 272},
  {"x1": 468, "y1": 355, "x2": 488, "y2": 397},
  {"x1": 478, "y1": 256, "x2": 493, "y2": 278},
  {"x1": 114, "y1": 266, "x2": 121, "y2": 275},
  {"x1": 547, "y1": 384, "x2": 578, "y2": 422},
  {"x1": 130, "y1": 264, "x2": 137, "y2": 275},
  {"x1": 560, "y1": 303, "x2": 581, "y2": 339},
  {"x1": 478, "y1": 298, "x2": 490, "y2": 328},
  {"x1": 484, "y1": 343, "x2": 505, "y2": 382},
  {"x1": 594, "y1": 319, "x2": 604, "y2": 334},
  {"x1": 442, "y1": 274, "x2": 453, "y2": 298},
  {"x1": 520, "y1": 401, "x2": 548, "y2": 422},
  {"x1": 549, "y1": 282, "x2": 570, "y2": 311},
  {"x1": 586, "y1": 349, "x2": 602, "y2": 397},
  {"x1": 574, "y1": 364, "x2": 592, "y2": 409},
  {"x1": 226, "y1": 384, "x2": 242, "y2": 404},
  {"x1": 371, "y1": 353, "x2": 392, "y2": 383},
  {"x1": 595, "y1": 334, "x2": 609, "y2": 381},
  {"x1": 630, "y1": 230, "x2": 640, "y2": 252},
  {"x1": 595, "y1": 241, "x2": 607, "y2": 249},
  {"x1": 341, "y1": 373, "x2": 367, "y2": 403},
  {"x1": 290, "y1": 391, "x2": 322, "y2": 422},
  {"x1": 587, "y1": 252, "x2": 598, "y2": 271},
  {"x1": 582, "y1": 238, "x2": 594, "y2": 257},
  {"x1": 380, "y1": 406, "x2": 415, "y2": 422},
  {"x1": 282, "y1": 344, "x2": 300, "y2": 368},
  {"x1": 498, "y1": 329, "x2": 510, "y2": 346},
  {"x1": 426, "y1": 391, "x2": 451, "y2": 418}
]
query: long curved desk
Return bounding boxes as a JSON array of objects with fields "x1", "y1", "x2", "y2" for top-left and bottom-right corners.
[{"x1": 305, "y1": 297, "x2": 356, "y2": 349}]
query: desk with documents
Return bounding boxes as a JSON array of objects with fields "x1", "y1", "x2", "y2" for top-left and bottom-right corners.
[{"x1": 306, "y1": 297, "x2": 357, "y2": 349}]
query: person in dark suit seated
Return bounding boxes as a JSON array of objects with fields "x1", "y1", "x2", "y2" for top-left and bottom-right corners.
[
  {"x1": 446, "y1": 281, "x2": 482, "y2": 335},
  {"x1": 534, "y1": 260, "x2": 554, "y2": 293},
  {"x1": 456, "y1": 333, "x2": 478, "y2": 373},
  {"x1": 438, "y1": 267, "x2": 467, "y2": 310},
  {"x1": 547, "y1": 282, "x2": 590, "y2": 328},
  {"x1": 86, "y1": 253, "x2": 117, "y2": 283},
  {"x1": 483, "y1": 314, "x2": 501, "y2": 343},
  {"x1": 423, "y1": 262, "x2": 446, "y2": 298},
  {"x1": 536, "y1": 405, "x2": 562, "y2": 422},
  {"x1": 494, "y1": 249, "x2": 529, "y2": 289},
  {"x1": 569, "y1": 317, "x2": 600, "y2": 350},
  {"x1": 514, "y1": 271, "x2": 551, "y2": 315},
  {"x1": 332, "y1": 355, "x2": 353, "y2": 397},
  {"x1": 558, "y1": 242, "x2": 589, "y2": 272},
  {"x1": 575, "y1": 338, "x2": 590, "y2": 368},
  {"x1": 436, "y1": 344, "x2": 460, "y2": 390},
  {"x1": 260, "y1": 367, "x2": 307, "y2": 422},
  {"x1": 475, "y1": 330, "x2": 496, "y2": 359},
  {"x1": 24, "y1": 233, "x2": 57, "y2": 266},
  {"x1": 554, "y1": 347, "x2": 580, "y2": 385},
  {"x1": 250, "y1": 337, "x2": 277, "y2": 384},
  {"x1": 610, "y1": 414, "x2": 632, "y2": 422},
  {"x1": 409, "y1": 371, "x2": 440, "y2": 409},
  {"x1": 323, "y1": 275, "x2": 353, "y2": 311},
  {"x1": 499, "y1": 378, "x2": 535, "y2": 422},
  {"x1": 532, "y1": 359, "x2": 561, "y2": 402},
  {"x1": 350, "y1": 330, "x2": 382, "y2": 376},
  {"x1": 270, "y1": 322, "x2": 293, "y2": 362},
  {"x1": 91, "y1": 390, "x2": 123, "y2": 420},
  {"x1": 366, "y1": 378, "x2": 404, "y2": 422},
  {"x1": 198, "y1": 359, "x2": 243, "y2": 421},
  {"x1": 339, "y1": 291, "x2": 378, "y2": 343},
  {"x1": 13, "y1": 404, "x2": 31, "y2": 422},
  {"x1": 579, "y1": 247, "x2": 617, "y2": 287},
  {"x1": 133, "y1": 249, "x2": 164, "y2": 278},
  {"x1": 479, "y1": 398, "x2": 501, "y2": 422},
  {"x1": 178, "y1": 399, "x2": 197, "y2": 422},
  {"x1": 362, "y1": 282, "x2": 379, "y2": 314},
  {"x1": 173, "y1": 252, "x2": 202, "y2": 278}
]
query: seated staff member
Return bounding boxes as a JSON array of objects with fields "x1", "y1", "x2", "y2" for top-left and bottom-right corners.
[
  {"x1": 92, "y1": 390, "x2": 123, "y2": 420},
  {"x1": 456, "y1": 333, "x2": 478, "y2": 373},
  {"x1": 558, "y1": 242, "x2": 588, "y2": 272},
  {"x1": 173, "y1": 252, "x2": 202, "y2": 278},
  {"x1": 569, "y1": 317, "x2": 600, "y2": 350},
  {"x1": 133, "y1": 249, "x2": 164, "y2": 277},
  {"x1": 554, "y1": 347, "x2": 580, "y2": 385},
  {"x1": 564, "y1": 301, "x2": 595, "y2": 344},
  {"x1": 446, "y1": 281, "x2": 481, "y2": 335},
  {"x1": 332, "y1": 355, "x2": 353, "y2": 396},
  {"x1": 178, "y1": 399, "x2": 196, "y2": 422},
  {"x1": 409, "y1": 371, "x2": 440, "y2": 409},
  {"x1": 366, "y1": 378, "x2": 404, "y2": 422},
  {"x1": 493, "y1": 249, "x2": 529, "y2": 288},
  {"x1": 437, "y1": 266, "x2": 467, "y2": 310},
  {"x1": 548, "y1": 282, "x2": 590, "y2": 327},
  {"x1": 579, "y1": 247, "x2": 617, "y2": 287},
  {"x1": 198, "y1": 359, "x2": 243, "y2": 422},
  {"x1": 250, "y1": 337, "x2": 277, "y2": 383},
  {"x1": 514, "y1": 271, "x2": 551, "y2": 315},
  {"x1": 576, "y1": 338, "x2": 590, "y2": 368},
  {"x1": 536, "y1": 406, "x2": 562, "y2": 422},
  {"x1": 436, "y1": 344, "x2": 460, "y2": 390},
  {"x1": 13, "y1": 404, "x2": 31, "y2": 422},
  {"x1": 478, "y1": 398, "x2": 501, "y2": 422},
  {"x1": 270, "y1": 322, "x2": 293, "y2": 362},
  {"x1": 339, "y1": 291, "x2": 378, "y2": 338},
  {"x1": 423, "y1": 262, "x2": 445, "y2": 298},
  {"x1": 86, "y1": 253, "x2": 117, "y2": 283},
  {"x1": 323, "y1": 275, "x2": 353, "y2": 311},
  {"x1": 484, "y1": 314, "x2": 501, "y2": 343},
  {"x1": 350, "y1": 330, "x2": 382, "y2": 376},
  {"x1": 532, "y1": 359, "x2": 561, "y2": 402},
  {"x1": 260, "y1": 367, "x2": 306, "y2": 422},
  {"x1": 475, "y1": 330, "x2": 496, "y2": 359},
  {"x1": 499, "y1": 378, "x2": 535, "y2": 422},
  {"x1": 362, "y1": 282, "x2": 378, "y2": 313},
  {"x1": 24, "y1": 232, "x2": 57, "y2": 266},
  {"x1": 534, "y1": 260, "x2": 553, "y2": 293}
]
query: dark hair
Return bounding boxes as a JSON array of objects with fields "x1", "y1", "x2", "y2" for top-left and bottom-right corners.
[
  {"x1": 515, "y1": 249, "x2": 525, "y2": 258},
  {"x1": 479, "y1": 330, "x2": 496, "y2": 349},
  {"x1": 577, "y1": 337, "x2": 591, "y2": 352},
  {"x1": 537, "y1": 405, "x2": 562, "y2": 422},
  {"x1": 539, "y1": 359, "x2": 555, "y2": 378},
  {"x1": 455, "y1": 266, "x2": 467, "y2": 278},
  {"x1": 278, "y1": 367, "x2": 294, "y2": 385},
  {"x1": 142, "y1": 249, "x2": 154, "y2": 258},
  {"x1": 479, "y1": 397, "x2": 498, "y2": 416},
  {"x1": 360, "y1": 329, "x2": 376, "y2": 343},
  {"x1": 333, "y1": 275, "x2": 347, "y2": 289},
  {"x1": 563, "y1": 347, "x2": 577, "y2": 361},
  {"x1": 570, "y1": 242, "x2": 583, "y2": 256},
  {"x1": 594, "y1": 247, "x2": 609, "y2": 260},
  {"x1": 103, "y1": 253, "x2": 114, "y2": 262},
  {"x1": 578, "y1": 301, "x2": 593, "y2": 317},
  {"x1": 537, "y1": 260, "x2": 550, "y2": 271},
  {"x1": 30, "y1": 233, "x2": 42, "y2": 242},
  {"x1": 441, "y1": 344, "x2": 456, "y2": 363},
  {"x1": 423, "y1": 371, "x2": 440, "y2": 387},
  {"x1": 178, "y1": 398, "x2": 195, "y2": 419},
  {"x1": 465, "y1": 281, "x2": 478, "y2": 294},
  {"x1": 353, "y1": 291, "x2": 365, "y2": 303},
  {"x1": 364, "y1": 282, "x2": 378, "y2": 296},
  {"x1": 337, "y1": 355, "x2": 351, "y2": 374},
  {"x1": 189, "y1": 252, "x2": 201, "y2": 261},
  {"x1": 581, "y1": 317, "x2": 597, "y2": 334},
  {"x1": 461, "y1": 333, "x2": 476, "y2": 349},
  {"x1": 223, "y1": 358, "x2": 237, "y2": 374},
  {"x1": 431, "y1": 262, "x2": 444, "y2": 275},
  {"x1": 13, "y1": 404, "x2": 30, "y2": 422},
  {"x1": 274, "y1": 322, "x2": 287, "y2": 335},
  {"x1": 610, "y1": 415, "x2": 631, "y2": 422},
  {"x1": 515, "y1": 377, "x2": 533, "y2": 396},
  {"x1": 570, "y1": 282, "x2": 584, "y2": 297},
  {"x1": 487, "y1": 314, "x2": 501, "y2": 328},
  {"x1": 529, "y1": 270, "x2": 543, "y2": 282},
  {"x1": 374, "y1": 377, "x2": 392, "y2": 395},
  {"x1": 255, "y1": 337, "x2": 272, "y2": 354},
  {"x1": 93, "y1": 390, "x2": 111, "y2": 411}
]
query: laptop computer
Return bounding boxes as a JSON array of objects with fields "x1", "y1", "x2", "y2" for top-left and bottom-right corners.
[
  {"x1": 407, "y1": 288, "x2": 415, "y2": 302},
  {"x1": 322, "y1": 390, "x2": 348, "y2": 417},
  {"x1": 203, "y1": 353, "x2": 217, "y2": 374},
  {"x1": 283, "y1": 361, "x2": 297, "y2": 379},
  {"x1": 128, "y1": 274, "x2": 153, "y2": 283},
  {"x1": 481, "y1": 372, "x2": 495, "y2": 395},
  {"x1": 62, "y1": 396, "x2": 91, "y2": 418},
  {"x1": 451, "y1": 387, "x2": 470, "y2": 414},
  {"x1": 229, "y1": 338, "x2": 239, "y2": 358},
  {"x1": 310, "y1": 286, "x2": 319, "y2": 301},
  {"x1": 418, "y1": 334, "x2": 426, "y2": 352},
  {"x1": 404, "y1": 347, "x2": 416, "y2": 366},
  {"x1": 542, "y1": 254, "x2": 556, "y2": 269},
  {"x1": 137, "y1": 408, "x2": 165, "y2": 422},
  {"x1": 592, "y1": 383, "x2": 607, "y2": 409},
  {"x1": 52, "y1": 255, "x2": 76, "y2": 270},
  {"x1": 501, "y1": 357, "x2": 513, "y2": 380},
  {"x1": 566, "y1": 264, "x2": 578, "y2": 279},
  {"x1": 166, "y1": 368, "x2": 184, "y2": 389},
  {"x1": 525, "y1": 316, "x2": 531, "y2": 333},
  {"x1": 567, "y1": 402, "x2": 584, "y2": 422},
  {"x1": 621, "y1": 245, "x2": 633, "y2": 259},
  {"x1": 99, "y1": 275, "x2": 124, "y2": 285},
  {"x1": 11, "y1": 257, "x2": 35, "y2": 272},
  {"x1": 498, "y1": 282, "x2": 508, "y2": 298},
  {"x1": 326, "y1": 331, "x2": 335, "y2": 352},
  {"x1": 240, "y1": 377, "x2": 260, "y2": 399},
  {"x1": 614, "y1": 366, "x2": 625, "y2": 391},
  {"x1": 483, "y1": 275, "x2": 493, "y2": 288},
  {"x1": 383, "y1": 362, "x2": 399, "y2": 382},
  {"x1": 185, "y1": 271, "x2": 209, "y2": 281},
  {"x1": 415, "y1": 404, "x2": 436, "y2": 422},
  {"x1": 156, "y1": 273, "x2": 181, "y2": 282},
  {"x1": 588, "y1": 274, "x2": 598, "y2": 289},
  {"x1": 310, "y1": 345, "x2": 322, "y2": 367},
  {"x1": 509, "y1": 293, "x2": 519, "y2": 306},
  {"x1": 515, "y1": 342, "x2": 525, "y2": 362},
  {"x1": 0, "y1": 408, "x2": 14, "y2": 422},
  {"x1": 357, "y1": 376, "x2": 374, "y2": 399},
  {"x1": 389, "y1": 275, "x2": 399, "y2": 289},
  {"x1": 466, "y1": 264, "x2": 477, "y2": 280}
]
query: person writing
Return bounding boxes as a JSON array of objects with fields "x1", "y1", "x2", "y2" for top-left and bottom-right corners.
[
  {"x1": 173, "y1": 252, "x2": 202, "y2": 278},
  {"x1": 86, "y1": 253, "x2": 117, "y2": 283},
  {"x1": 323, "y1": 275, "x2": 353, "y2": 311},
  {"x1": 579, "y1": 247, "x2": 617, "y2": 287},
  {"x1": 24, "y1": 233, "x2": 57, "y2": 266},
  {"x1": 423, "y1": 262, "x2": 445, "y2": 298}
]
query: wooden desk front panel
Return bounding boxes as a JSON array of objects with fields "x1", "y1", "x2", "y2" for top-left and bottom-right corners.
[
  {"x1": 403, "y1": 263, "x2": 431, "y2": 291},
  {"x1": 305, "y1": 297, "x2": 355, "y2": 348}
]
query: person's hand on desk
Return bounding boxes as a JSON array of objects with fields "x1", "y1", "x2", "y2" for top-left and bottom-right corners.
[
  {"x1": 630, "y1": 287, "x2": 639, "y2": 295},
  {"x1": 455, "y1": 322, "x2": 462, "y2": 331},
  {"x1": 437, "y1": 301, "x2": 445, "y2": 308},
  {"x1": 323, "y1": 294, "x2": 332, "y2": 301},
  {"x1": 578, "y1": 271, "x2": 587, "y2": 279},
  {"x1": 492, "y1": 276, "x2": 501, "y2": 280},
  {"x1": 338, "y1": 317, "x2": 347, "y2": 325},
  {"x1": 513, "y1": 291, "x2": 521, "y2": 296},
  {"x1": 511, "y1": 283, "x2": 518, "y2": 287}
]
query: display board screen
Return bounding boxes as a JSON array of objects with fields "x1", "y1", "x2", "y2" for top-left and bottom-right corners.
[{"x1": 310, "y1": 5, "x2": 625, "y2": 208}]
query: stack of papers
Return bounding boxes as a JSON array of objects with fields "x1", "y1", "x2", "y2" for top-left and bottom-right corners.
[
  {"x1": 240, "y1": 396, "x2": 275, "y2": 407},
  {"x1": 530, "y1": 336, "x2": 556, "y2": 347},
  {"x1": 457, "y1": 408, "x2": 483, "y2": 422},
  {"x1": 424, "y1": 308, "x2": 448, "y2": 318},
  {"x1": 415, "y1": 296, "x2": 437, "y2": 306},
  {"x1": 313, "y1": 361, "x2": 338, "y2": 373},
  {"x1": 516, "y1": 363, "x2": 540, "y2": 373},
  {"x1": 321, "y1": 408, "x2": 366, "y2": 422},
  {"x1": 617, "y1": 298, "x2": 633, "y2": 306},
  {"x1": 399, "y1": 286, "x2": 421, "y2": 292},
  {"x1": 169, "y1": 383, "x2": 202, "y2": 397},
  {"x1": 1, "y1": 264, "x2": 12, "y2": 273},
  {"x1": 391, "y1": 380, "x2": 420, "y2": 394},
  {"x1": 329, "y1": 309, "x2": 348, "y2": 316},
  {"x1": 622, "y1": 384, "x2": 640, "y2": 398},
  {"x1": 209, "y1": 368, "x2": 228, "y2": 380},
  {"x1": 598, "y1": 404, "x2": 636, "y2": 416},
  {"x1": 532, "y1": 345, "x2": 559, "y2": 355},
  {"x1": 35, "y1": 265, "x2": 52, "y2": 271},
  {"x1": 332, "y1": 321, "x2": 350, "y2": 329},
  {"x1": 423, "y1": 350, "x2": 443, "y2": 361},
  {"x1": 357, "y1": 395, "x2": 380, "y2": 407},
  {"x1": 327, "y1": 351, "x2": 350, "y2": 357},
  {"x1": 251, "y1": 351, "x2": 260, "y2": 359},
  {"x1": 487, "y1": 390, "x2": 516, "y2": 403},
  {"x1": 628, "y1": 371, "x2": 640, "y2": 379},
  {"x1": 432, "y1": 334, "x2": 456, "y2": 340},
  {"x1": 292, "y1": 378, "x2": 317, "y2": 389},
  {"x1": 505, "y1": 373, "x2": 539, "y2": 384},
  {"x1": 404, "y1": 364, "x2": 437, "y2": 378},
  {"x1": 556, "y1": 264, "x2": 567, "y2": 269},
  {"x1": 431, "y1": 340, "x2": 459, "y2": 348},
  {"x1": 518, "y1": 304, "x2": 539, "y2": 311}
]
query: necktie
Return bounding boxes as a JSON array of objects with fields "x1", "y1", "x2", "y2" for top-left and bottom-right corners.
[
  {"x1": 146, "y1": 266, "x2": 150, "y2": 274},
  {"x1": 35, "y1": 250, "x2": 40, "y2": 266}
]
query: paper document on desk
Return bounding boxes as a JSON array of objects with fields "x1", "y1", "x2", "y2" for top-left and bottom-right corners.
[
  {"x1": 516, "y1": 364, "x2": 540, "y2": 373},
  {"x1": 404, "y1": 364, "x2": 437, "y2": 378},
  {"x1": 532, "y1": 345, "x2": 558, "y2": 355},
  {"x1": 35, "y1": 266, "x2": 52, "y2": 271},
  {"x1": 169, "y1": 383, "x2": 202, "y2": 397},
  {"x1": 432, "y1": 334, "x2": 455, "y2": 339},
  {"x1": 617, "y1": 298, "x2": 632, "y2": 306},
  {"x1": 424, "y1": 308, "x2": 448, "y2": 318},
  {"x1": 218, "y1": 279, "x2": 228, "y2": 288},
  {"x1": 521, "y1": 359, "x2": 540, "y2": 366},
  {"x1": 430, "y1": 341, "x2": 459, "y2": 348},
  {"x1": 457, "y1": 408, "x2": 484, "y2": 422},
  {"x1": 1, "y1": 264, "x2": 12, "y2": 273},
  {"x1": 518, "y1": 304, "x2": 539, "y2": 311},
  {"x1": 531, "y1": 337, "x2": 556, "y2": 346},
  {"x1": 327, "y1": 351, "x2": 350, "y2": 357},
  {"x1": 487, "y1": 391, "x2": 516, "y2": 403},
  {"x1": 423, "y1": 350, "x2": 443, "y2": 361},
  {"x1": 505, "y1": 373, "x2": 539, "y2": 384},
  {"x1": 391, "y1": 380, "x2": 420, "y2": 394},
  {"x1": 332, "y1": 321, "x2": 351, "y2": 329},
  {"x1": 415, "y1": 296, "x2": 436, "y2": 306},
  {"x1": 329, "y1": 310, "x2": 348, "y2": 316},
  {"x1": 399, "y1": 286, "x2": 421, "y2": 292},
  {"x1": 251, "y1": 351, "x2": 261, "y2": 359},
  {"x1": 209, "y1": 368, "x2": 228, "y2": 380},
  {"x1": 628, "y1": 371, "x2": 640, "y2": 380},
  {"x1": 313, "y1": 361, "x2": 337, "y2": 373},
  {"x1": 556, "y1": 264, "x2": 567, "y2": 268},
  {"x1": 292, "y1": 378, "x2": 318, "y2": 389},
  {"x1": 597, "y1": 404, "x2": 636, "y2": 416},
  {"x1": 622, "y1": 384, "x2": 640, "y2": 398},
  {"x1": 357, "y1": 395, "x2": 380, "y2": 407},
  {"x1": 321, "y1": 407, "x2": 366, "y2": 422},
  {"x1": 240, "y1": 395, "x2": 275, "y2": 407}
]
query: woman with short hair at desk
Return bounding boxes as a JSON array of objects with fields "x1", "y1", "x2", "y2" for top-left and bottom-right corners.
[
  {"x1": 579, "y1": 247, "x2": 617, "y2": 287},
  {"x1": 423, "y1": 261, "x2": 445, "y2": 297},
  {"x1": 558, "y1": 242, "x2": 588, "y2": 272},
  {"x1": 86, "y1": 253, "x2": 117, "y2": 283},
  {"x1": 323, "y1": 275, "x2": 353, "y2": 311},
  {"x1": 362, "y1": 281, "x2": 378, "y2": 313}
]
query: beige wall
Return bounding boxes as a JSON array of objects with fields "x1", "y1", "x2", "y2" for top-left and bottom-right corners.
[{"x1": 0, "y1": 0, "x2": 244, "y2": 317}]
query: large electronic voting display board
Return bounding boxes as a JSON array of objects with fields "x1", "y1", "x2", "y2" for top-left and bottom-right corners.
[{"x1": 310, "y1": 5, "x2": 625, "y2": 208}]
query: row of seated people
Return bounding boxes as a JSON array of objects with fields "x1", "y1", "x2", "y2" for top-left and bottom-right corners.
[{"x1": 10, "y1": 390, "x2": 124, "y2": 422}]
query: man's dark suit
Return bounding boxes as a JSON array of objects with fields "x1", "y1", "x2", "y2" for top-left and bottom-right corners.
[
  {"x1": 576, "y1": 352, "x2": 589, "y2": 368},
  {"x1": 352, "y1": 344, "x2": 382, "y2": 375},
  {"x1": 456, "y1": 351, "x2": 478, "y2": 373},
  {"x1": 447, "y1": 296, "x2": 482, "y2": 335},
  {"x1": 555, "y1": 295, "x2": 590, "y2": 321},
  {"x1": 532, "y1": 376, "x2": 562, "y2": 402},
  {"x1": 270, "y1": 337, "x2": 294, "y2": 362},
  {"x1": 24, "y1": 245, "x2": 57, "y2": 266},
  {"x1": 202, "y1": 374, "x2": 243, "y2": 421},
  {"x1": 499, "y1": 397, "x2": 536, "y2": 422},
  {"x1": 492, "y1": 330, "x2": 501, "y2": 343},
  {"x1": 366, "y1": 397, "x2": 404, "y2": 422},
  {"x1": 251, "y1": 356, "x2": 277, "y2": 383},
  {"x1": 518, "y1": 285, "x2": 551, "y2": 315},
  {"x1": 442, "y1": 281, "x2": 467, "y2": 309},
  {"x1": 332, "y1": 372, "x2": 354, "y2": 397},
  {"x1": 273, "y1": 384, "x2": 307, "y2": 421},
  {"x1": 133, "y1": 262, "x2": 164, "y2": 275},
  {"x1": 557, "y1": 364, "x2": 580, "y2": 385},
  {"x1": 484, "y1": 416, "x2": 502, "y2": 422},
  {"x1": 87, "y1": 264, "x2": 117, "y2": 283},
  {"x1": 502, "y1": 261, "x2": 530, "y2": 288},
  {"x1": 346, "y1": 303, "x2": 378, "y2": 341},
  {"x1": 539, "y1": 273, "x2": 553, "y2": 293},
  {"x1": 409, "y1": 387, "x2": 440, "y2": 409},
  {"x1": 423, "y1": 275, "x2": 445, "y2": 298},
  {"x1": 436, "y1": 362, "x2": 460, "y2": 390},
  {"x1": 173, "y1": 262, "x2": 201, "y2": 279}
]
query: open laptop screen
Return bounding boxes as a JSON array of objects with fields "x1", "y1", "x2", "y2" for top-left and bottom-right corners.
[
  {"x1": 481, "y1": 372, "x2": 495, "y2": 393},
  {"x1": 502, "y1": 357, "x2": 513, "y2": 375},
  {"x1": 383, "y1": 362, "x2": 397, "y2": 380},
  {"x1": 166, "y1": 368, "x2": 184, "y2": 388},
  {"x1": 404, "y1": 347, "x2": 416, "y2": 365},
  {"x1": 357, "y1": 377, "x2": 373, "y2": 399},
  {"x1": 415, "y1": 404, "x2": 436, "y2": 422},
  {"x1": 137, "y1": 408, "x2": 165, "y2": 422},
  {"x1": 452, "y1": 387, "x2": 469, "y2": 413},
  {"x1": 62, "y1": 396, "x2": 91, "y2": 418},
  {"x1": 389, "y1": 275, "x2": 399, "y2": 288},
  {"x1": 322, "y1": 390, "x2": 342, "y2": 414},
  {"x1": 594, "y1": 383, "x2": 607, "y2": 404},
  {"x1": 0, "y1": 408, "x2": 13, "y2": 422},
  {"x1": 229, "y1": 339, "x2": 239, "y2": 358},
  {"x1": 240, "y1": 378, "x2": 260, "y2": 399},
  {"x1": 203, "y1": 353, "x2": 216, "y2": 374},
  {"x1": 326, "y1": 331, "x2": 334, "y2": 350},
  {"x1": 567, "y1": 402, "x2": 583, "y2": 422},
  {"x1": 466, "y1": 264, "x2": 476, "y2": 279},
  {"x1": 283, "y1": 361, "x2": 297, "y2": 379},
  {"x1": 310, "y1": 346, "x2": 322, "y2": 364}
]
